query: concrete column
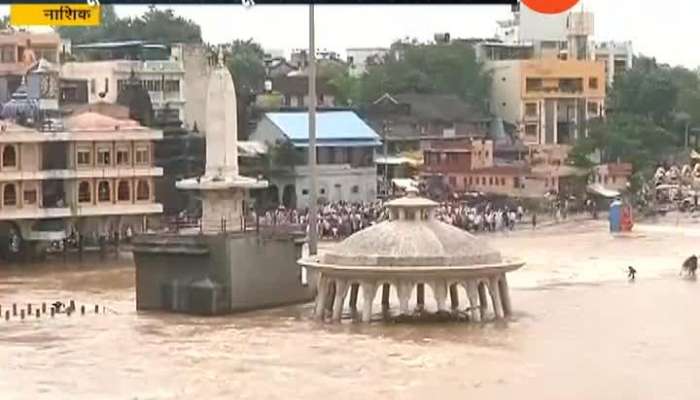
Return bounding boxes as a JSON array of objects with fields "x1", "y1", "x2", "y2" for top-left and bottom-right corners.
[
  {"x1": 431, "y1": 280, "x2": 448, "y2": 312},
  {"x1": 466, "y1": 281, "x2": 481, "y2": 322},
  {"x1": 499, "y1": 274, "x2": 513, "y2": 317},
  {"x1": 488, "y1": 277, "x2": 504, "y2": 319},
  {"x1": 381, "y1": 283, "x2": 391, "y2": 310},
  {"x1": 360, "y1": 282, "x2": 378, "y2": 323},
  {"x1": 416, "y1": 283, "x2": 425, "y2": 311},
  {"x1": 332, "y1": 279, "x2": 349, "y2": 322},
  {"x1": 477, "y1": 282, "x2": 489, "y2": 320},
  {"x1": 449, "y1": 284, "x2": 459, "y2": 311},
  {"x1": 314, "y1": 274, "x2": 329, "y2": 320},
  {"x1": 348, "y1": 283, "x2": 359, "y2": 312},
  {"x1": 397, "y1": 281, "x2": 413, "y2": 316},
  {"x1": 553, "y1": 100, "x2": 559, "y2": 145}
]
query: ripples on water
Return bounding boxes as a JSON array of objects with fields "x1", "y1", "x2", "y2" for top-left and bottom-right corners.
[{"x1": 2, "y1": 223, "x2": 700, "y2": 400}]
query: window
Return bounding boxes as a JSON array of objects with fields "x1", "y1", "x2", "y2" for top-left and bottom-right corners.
[
  {"x1": 116, "y1": 147, "x2": 130, "y2": 166},
  {"x1": 469, "y1": 177, "x2": 473, "y2": 185},
  {"x1": 97, "y1": 181, "x2": 111, "y2": 203},
  {"x1": 135, "y1": 145, "x2": 150, "y2": 165},
  {"x1": 164, "y1": 80, "x2": 180, "y2": 92},
  {"x1": 2, "y1": 145, "x2": 17, "y2": 168},
  {"x1": 587, "y1": 102, "x2": 599, "y2": 116},
  {"x1": 320, "y1": 188, "x2": 326, "y2": 195},
  {"x1": 525, "y1": 124, "x2": 538, "y2": 137},
  {"x1": 501, "y1": 178, "x2": 506, "y2": 186},
  {"x1": 23, "y1": 189, "x2": 37, "y2": 205},
  {"x1": 117, "y1": 181, "x2": 131, "y2": 202},
  {"x1": 3, "y1": 184, "x2": 17, "y2": 206},
  {"x1": 485, "y1": 151, "x2": 490, "y2": 159},
  {"x1": 351, "y1": 185, "x2": 360, "y2": 194},
  {"x1": 589, "y1": 77, "x2": 599, "y2": 90},
  {"x1": 302, "y1": 189, "x2": 309, "y2": 195},
  {"x1": 489, "y1": 177, "x2": 494, "y2": 186},
  {"x1": 482, "y1": 177, "x2": 486, "y2": 185},
  {"x1": 90, "y1": 79, "x2": 96, "y2": 94},
  {"x1": 525, "y1": 103, "x2": 538, "y2": 117},
  {"x1": 78, "y1": 181, "x2": 91, "y2": 204},
  {"x1": 117, "y1": 79, "x2": 127, "y2": 93},
  {"x1": 449, "y1": 176, "x2": 457, "y2": 187},
  {"x1": 77, "y1": 147, "x2": 92, "y2": 167},
  {"x1": 612, "y1": 176, "x2": 617, "y2": 184},
  {"x1": 526, "y1": 78, "x2": 543, "y2": 92},
  {"x1": 97, "y1": 146, "x2": 112, "y2": 166},
  {"x1": 0, "y1": 45, "x2": 15, "y2": 62}
]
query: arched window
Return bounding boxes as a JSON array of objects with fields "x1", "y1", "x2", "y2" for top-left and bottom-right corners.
[
  {"x1": 97, "y1": 181, "x2": 111, "y2": 203},
  {"x1": 3, "y1": 183, "x2": 17, "y2": 206},
  {"x1": 136, "y1": 179, "x2": 150, "y2": 201},
  {"x1": 117, "y1": 180, "x2": 131, "y2": 202},
  {"x1": 78, "y1": 181, "x2": 91, "y2": 203},
  {"x1": 2, "y1": 145, "x2": 17, "y2": 168}
]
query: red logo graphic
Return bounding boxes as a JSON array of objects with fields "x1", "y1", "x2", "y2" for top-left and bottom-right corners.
[{"x1": 521, "y1": 0, "x2": 581, "y2": 14}]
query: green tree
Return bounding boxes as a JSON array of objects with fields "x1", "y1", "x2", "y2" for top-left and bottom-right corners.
[
  {"x1": 270, "y1": 140, "x2": 303, "y2": 168},
  {"x1": 571, "y1": 114, "x2": 676, "y2": 171},
  {"x1": 354, "y1": 40, "x2": 491, "y2": 108},
  {"x1": 226, "y1": 39, "x2": 266, "y2": 97},
  {"x1": 58, "y1": 5, "x2": 201, "y2": 44}
]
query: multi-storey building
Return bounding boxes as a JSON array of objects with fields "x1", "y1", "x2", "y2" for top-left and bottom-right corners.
[
  {"x1": 593, "y1": 41, "x2": 634, "y2": 87},
  {"x1": 0, "y1": 112, "x2": 163, "y2": 253},
  {"x1": 488, "y1": 58, "x2": 606, "y2": 147},
  {"x1": 0, "y1": 30, "x2": 61, "y2": 103},
  {"x1": 60, "y1": 41, "x2": 187, "y2": 126},
  {"x1": 421, "y1": 137, "x2": 586, "y2": 198},
  {"x1": 250, "y1": 111, "x2": 381, "y2": 208}
]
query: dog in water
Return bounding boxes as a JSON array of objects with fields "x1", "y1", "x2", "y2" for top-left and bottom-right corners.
[{"x1": 681, "y1": 255, "x2": 698, "y2": 278}]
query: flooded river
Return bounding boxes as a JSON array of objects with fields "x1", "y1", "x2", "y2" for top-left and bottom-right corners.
[{"x1": 2, "y1": 220, "x2": 700, "y2": 400}]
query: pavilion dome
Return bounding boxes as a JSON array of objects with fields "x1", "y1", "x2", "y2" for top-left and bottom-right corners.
[{"x1": 319, "y1": 189, "x2": 503, "y2": 268}]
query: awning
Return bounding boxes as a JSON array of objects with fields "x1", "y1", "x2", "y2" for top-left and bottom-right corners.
[{"x1": 587, "y1": 184, "x2": 620, "y2": 198}]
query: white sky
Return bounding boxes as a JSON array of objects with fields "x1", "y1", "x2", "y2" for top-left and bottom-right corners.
[{"x1": 0, "y1": 0, "x2": 697, "y2": 68}]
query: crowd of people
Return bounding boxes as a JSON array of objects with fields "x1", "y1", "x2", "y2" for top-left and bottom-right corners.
[
  {"x1": 434, "y1": 203, "x2": 525, "y2": 233},
  {"x1": 255, "y1": 201, "x2": 387, "y2": 240},
  {"x1": 254, "y1": 198, "x2": 533, "y2": 239}
]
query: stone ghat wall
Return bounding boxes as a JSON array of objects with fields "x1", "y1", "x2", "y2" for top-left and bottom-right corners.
[{"x1": 132, "y1": 232, "x2": 314, "y2": 315}]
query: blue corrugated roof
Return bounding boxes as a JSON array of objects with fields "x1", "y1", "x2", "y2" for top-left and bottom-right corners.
[{"x1": 266, "y1": 111, "x2": 381, "y2": 143}]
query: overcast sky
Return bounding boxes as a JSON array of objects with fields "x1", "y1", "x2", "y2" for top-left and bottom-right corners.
[{"x1": 1, "y1": 0, "x2": 697, "y2": 68}]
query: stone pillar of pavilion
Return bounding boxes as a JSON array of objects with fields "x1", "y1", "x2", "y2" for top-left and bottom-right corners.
[{"x1": 176, "y1": 47, "x2": 267, "y2": 233}]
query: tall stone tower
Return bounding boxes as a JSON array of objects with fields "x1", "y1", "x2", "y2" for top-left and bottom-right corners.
[{"x1": 177, "y1": 47, "x2": 268, "y2": 233}]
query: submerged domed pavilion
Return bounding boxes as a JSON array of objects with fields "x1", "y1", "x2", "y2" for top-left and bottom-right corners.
[{"x1": 298, "y1": 188, "x2": 525, "y2": 323}]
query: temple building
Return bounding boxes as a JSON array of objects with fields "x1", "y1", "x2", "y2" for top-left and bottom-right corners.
[
  {"x1": 0, "y1": 108, "x2": 163, "y2": 258},
  {"x1": 298, "y1": 187, "x2": 524, "y2": 323}
]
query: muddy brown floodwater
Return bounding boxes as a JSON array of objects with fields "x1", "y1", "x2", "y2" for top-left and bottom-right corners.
[{"x1": 2, "y1": 219, "x2": 700, "y2": 400}]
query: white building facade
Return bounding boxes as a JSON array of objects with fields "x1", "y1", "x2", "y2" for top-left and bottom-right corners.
[
  {"x1": 250, "y1": 111, "x2": 381, "y2": 208},
  {"x1": 61, "y1": 47, "x2": 186, "y2": 124}
]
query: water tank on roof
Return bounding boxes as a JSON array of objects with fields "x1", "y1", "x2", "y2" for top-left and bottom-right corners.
[{"x1": 434, "y1": 33, "x2": 451, "y2": 43}]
